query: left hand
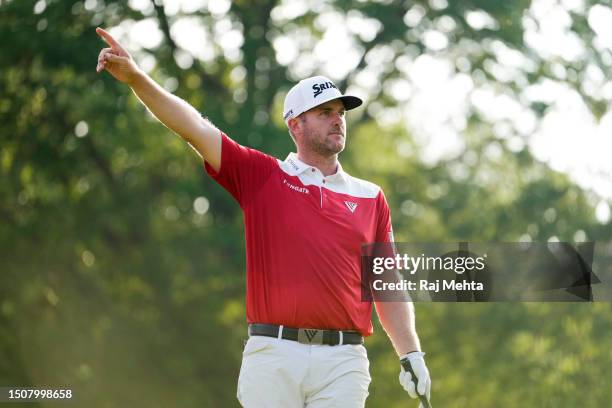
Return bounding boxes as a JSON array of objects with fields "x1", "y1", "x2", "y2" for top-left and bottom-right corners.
[{"x1": 399, "y1": 351, "x2": 431, "y2": 405}]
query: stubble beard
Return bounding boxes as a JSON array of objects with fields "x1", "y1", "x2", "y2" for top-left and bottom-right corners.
[{"x1": 304, "y1": 127, "x2": 345, "y2": 158}]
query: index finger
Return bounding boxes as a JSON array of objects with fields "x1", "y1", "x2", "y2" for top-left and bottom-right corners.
[{"x1": 96, "y1": 27, "x2": 123, "y2": 50}]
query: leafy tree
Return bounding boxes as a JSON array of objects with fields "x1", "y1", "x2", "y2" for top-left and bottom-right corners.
[{"x1": 1, "y1": 0, "x2": 611, "y2": 406}]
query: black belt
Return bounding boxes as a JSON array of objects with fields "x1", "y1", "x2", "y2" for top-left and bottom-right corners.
[{"x1": 249, "y1": 323, "x2": 363, "y2": 346}]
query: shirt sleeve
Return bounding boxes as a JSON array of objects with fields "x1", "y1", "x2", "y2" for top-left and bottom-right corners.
[
  {"x1": 204, "y1": 132, "x2": 277, "y2": 207},
  {"x1": 375, "y1": 190, "x2": 394, "y2": 244},
  {"x1": 364, "y1": 189, "x2": 397, "y2": 302}
]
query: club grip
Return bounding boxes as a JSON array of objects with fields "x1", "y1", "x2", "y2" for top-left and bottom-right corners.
[{"x1": 400, "y1": 359, "x2": 432, "y2": 408}]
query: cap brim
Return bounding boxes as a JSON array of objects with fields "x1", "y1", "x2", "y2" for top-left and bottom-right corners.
[
  {"x1": 338, "y1": 95, "x2": 363, "y2": 111},
  {"x1": 290, "y1": 94, "x2": 364, "y2": 122}
]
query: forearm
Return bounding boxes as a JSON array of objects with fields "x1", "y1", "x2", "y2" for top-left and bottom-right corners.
[
  {"x1": 96, "y1": 27, "x2": 221, "y2": 169},
  {"x1": 375, "y1": 301, "x2": 421, "y2": 356},
  {"x1": 128, "y1": 70, "x2": 209, "y2": 143}
]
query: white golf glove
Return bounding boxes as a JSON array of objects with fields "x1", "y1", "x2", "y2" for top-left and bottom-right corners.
[{"x1": 399, "y1": 351, "x2": 431, "y2": 404}]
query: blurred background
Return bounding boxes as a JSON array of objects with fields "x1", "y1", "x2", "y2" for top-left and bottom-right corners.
[{"x1": 2, "y1": 0, "x2": 612, "y2": 406}]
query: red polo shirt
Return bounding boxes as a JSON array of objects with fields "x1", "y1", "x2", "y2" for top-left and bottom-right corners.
[{"x1": 205, "y1": 133, "x2": 393, "y2": 336}]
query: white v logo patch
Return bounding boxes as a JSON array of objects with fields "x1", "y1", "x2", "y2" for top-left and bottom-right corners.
[{"x1": 344, "y1": 201, "x2": 358, "y2": 213}]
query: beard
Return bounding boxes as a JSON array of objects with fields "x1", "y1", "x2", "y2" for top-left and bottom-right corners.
[{"x1": 303, "y1": 127, "x2": 346, "y2": 157}]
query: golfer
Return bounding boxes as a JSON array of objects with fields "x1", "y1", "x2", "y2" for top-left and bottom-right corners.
[{"x1": 96, "y1": 26, "x2": 431, "y2": 407}]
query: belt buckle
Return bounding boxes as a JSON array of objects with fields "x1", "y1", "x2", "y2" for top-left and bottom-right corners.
[{"x1": 297, "y1": 328, "x2": 324, "y2": 345}]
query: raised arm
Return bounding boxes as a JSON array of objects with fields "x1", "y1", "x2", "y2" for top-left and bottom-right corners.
[{"x1": 95, "y1": 27, "x2": 221, "y2": 171}]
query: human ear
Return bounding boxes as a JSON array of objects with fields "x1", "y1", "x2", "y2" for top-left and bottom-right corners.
[{"x1": 288, "y1": 117, "x2": 302, "y2": 136}]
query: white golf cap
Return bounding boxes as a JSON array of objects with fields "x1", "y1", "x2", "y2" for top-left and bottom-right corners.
[{"x1": 283, "y1": 75, "x2": 362, "y2": 124}]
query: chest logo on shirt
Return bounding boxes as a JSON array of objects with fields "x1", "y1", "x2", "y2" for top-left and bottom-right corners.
[
  {"x1": 283, "y1": 179, "x2": 309, "y2": 194},
  {"x1": 344, "y1": 201, "x2": 358, "y2": 213}
]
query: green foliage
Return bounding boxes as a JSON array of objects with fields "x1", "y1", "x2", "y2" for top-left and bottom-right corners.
[{"x1": 1, "y1": 0, "x2": 611, "y2": 407}]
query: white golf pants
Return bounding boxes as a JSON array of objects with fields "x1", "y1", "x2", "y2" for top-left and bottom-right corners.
[{"x1": 237, "y1": 335, "x2": 371, "y2": 407}]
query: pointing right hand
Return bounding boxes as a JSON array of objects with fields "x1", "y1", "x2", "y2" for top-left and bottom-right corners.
[{"x1": 95, "y1": 27, "x2": 140, "y2": 84}]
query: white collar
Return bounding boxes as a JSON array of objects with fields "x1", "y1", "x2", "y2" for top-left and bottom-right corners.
[{"x1": 283, "y1": 153, "x2": 346, "y2": 181}]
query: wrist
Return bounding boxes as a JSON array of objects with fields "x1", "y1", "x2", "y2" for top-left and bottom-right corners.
[
  {"x1": 400, "y1": 351, "x2": 425, "y2": 361},
  {"x1": 127, "y1": 67, "x2": 146, "y2": 87}
]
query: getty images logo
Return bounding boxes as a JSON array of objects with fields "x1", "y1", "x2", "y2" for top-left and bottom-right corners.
[{"x1": 312, "y1": 81, "x2": 338, "y2": 97}]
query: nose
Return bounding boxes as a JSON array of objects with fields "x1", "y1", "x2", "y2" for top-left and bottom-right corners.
[{"x1": 330, "y1": 111, "x2": 343, "y2": 126}]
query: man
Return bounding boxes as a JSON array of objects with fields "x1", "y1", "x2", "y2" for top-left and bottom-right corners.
[{"x1": 95, "y1": 26, "x2": 431, "y2": 407}]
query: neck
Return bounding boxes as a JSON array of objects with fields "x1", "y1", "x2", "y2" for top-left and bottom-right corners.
[{"x1": 297, "y1": 151, "x2": 339, "y2": 176}]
